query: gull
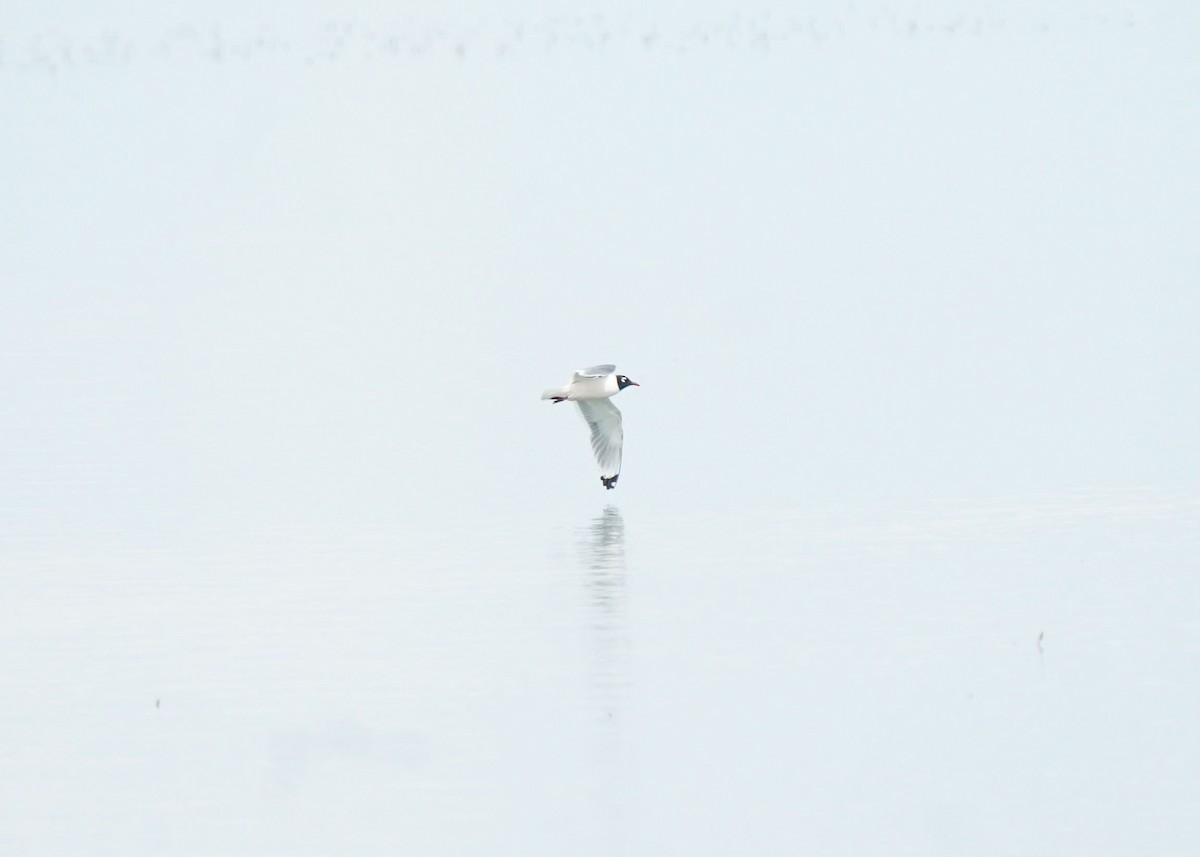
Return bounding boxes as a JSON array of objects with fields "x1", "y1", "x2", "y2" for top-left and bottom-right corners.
[{"x1": 541, "y1": 364, "x2": 640, "y2": 489}]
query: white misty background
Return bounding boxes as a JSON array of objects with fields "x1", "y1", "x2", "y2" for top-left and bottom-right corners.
[{"x1": 3, "y1": 0, "x2": 1198, "y2": 537}]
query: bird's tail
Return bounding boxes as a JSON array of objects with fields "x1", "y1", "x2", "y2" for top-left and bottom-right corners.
[{"x1": 541, "y1": 387, "x2": 569, "y2": 401}]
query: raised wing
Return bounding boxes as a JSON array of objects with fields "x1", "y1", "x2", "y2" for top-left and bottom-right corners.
[
  {"x1": 573, "y1": 364, "x2": 616, "y2": 382},
  {"x1": 576, "y1": 398, "x2": 623, "y2": 487}
]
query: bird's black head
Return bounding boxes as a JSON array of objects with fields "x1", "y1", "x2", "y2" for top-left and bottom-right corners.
[{"x1": 616, "y1": 375, "x2": 640, "y2": 390}]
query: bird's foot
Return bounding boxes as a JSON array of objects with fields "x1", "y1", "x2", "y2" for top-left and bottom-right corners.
[
  {"x1": 551, "y1": 396, "x2": 568, "y2": 403},
  {"x1": 601, "y1": 475, "x2": 618, "y2": 490}
]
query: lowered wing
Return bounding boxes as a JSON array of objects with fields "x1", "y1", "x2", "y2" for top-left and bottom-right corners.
[{"x1": 575, "y1": 397, "x2": 623, "y2": 487}]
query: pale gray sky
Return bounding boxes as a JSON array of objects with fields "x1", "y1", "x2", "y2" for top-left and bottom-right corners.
[{"x1": 3, "y1": 0, "x2": 1198, "y2": 532}]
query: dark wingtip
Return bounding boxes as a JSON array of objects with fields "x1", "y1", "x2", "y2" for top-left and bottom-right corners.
[{"x1": 600, "y1": 474, "x2": 619, "y2": 490}]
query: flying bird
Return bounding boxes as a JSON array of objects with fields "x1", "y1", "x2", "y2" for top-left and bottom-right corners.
[{"x1": 542, "y1": 364, "x2": 639, "y2": 489}]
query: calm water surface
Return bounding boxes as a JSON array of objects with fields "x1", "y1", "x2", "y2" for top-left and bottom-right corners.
[{"x1": 4, "y1": 491, "x2": 1197, "y2": 855}]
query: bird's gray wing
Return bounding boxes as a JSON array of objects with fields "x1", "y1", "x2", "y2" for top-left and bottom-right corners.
[
  {"x1": 573, "y1": 364, "x2": 616, "y2": 382},
  {"x1": 575, "y1": 398, "x2": 623, "y2": 482}
]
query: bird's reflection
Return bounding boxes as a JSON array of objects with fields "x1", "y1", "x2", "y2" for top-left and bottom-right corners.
[
  {"x1": 583, "y1": 503, "x2": 625, "y2": 568},
  {"x1": 577, "y1": 504, "x2": 630, "y2": 843},
  {"x1": 576, "y1": 504, "x2": 630, "y2": 693},
  {"x1": 579, "y1": 503, "x2": 627, "y2": 624}
]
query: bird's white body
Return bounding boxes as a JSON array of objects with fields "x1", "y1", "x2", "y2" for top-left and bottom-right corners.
[
  {"x1": 541, "y1": 364, "x2": 638, "y2": 490},
  {"x1": 541, "y1": 368, "x2": 621, "y2": 402}
]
